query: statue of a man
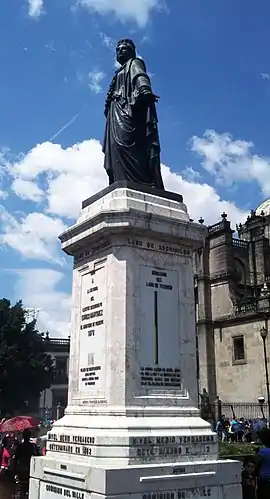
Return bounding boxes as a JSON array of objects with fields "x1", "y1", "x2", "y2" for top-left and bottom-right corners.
[{"x1": 103, "y1": 39, "x2": 164, "y2": 189}]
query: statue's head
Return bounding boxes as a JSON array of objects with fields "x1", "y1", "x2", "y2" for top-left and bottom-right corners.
[{"x1": 116, "y1": 39, "x2": 136, "y2": 65}]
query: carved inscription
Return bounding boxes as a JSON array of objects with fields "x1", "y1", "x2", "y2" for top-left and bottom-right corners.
[
  {"x1": 45, "y1": 484, "x2": 85, "y2": 498},
  {"x1": 74, "y1": 239, "x2": 111, "y2": 263},
  {"x1": 81, "y1": 365, "x2": 101, "y2": 386},
  {"x1": 75, "y1": 238, "x2": 191, "y2": 262},
  {"x1": 127, "y1": 238, "x2": 191, "y2": 256},
  {"x1": 48, "y1": 433, "x2": 95, "y2": 444},
  {"x1": 131, "y1": 435, "x2": 214, "y2": 460},
  {"x1": 135, "y1": 445, "x2": 211, "y2": 458},
  {"x1": 146, "y1": 270, "x2": 173, "y2": 291},
  {"x1": 47, "y1": 434, "x2": 94, "y2": 456},
  {"x1": 82, "y1": 399, "x2": 107, "y2": 404},
  {"x1": 131, "y1": 436, "x2": 214, "y2": 445},
  {"x1": 48, "y1": 443, "x2": 91, "y2": 455},
  {"x1": 142, "y1": 488, "x2": 212, "y2": 499},
  {"x1": 79, "y1": 265, "x2": 106, "y2": 394},
  {"x1": 141, "y1": 367, "x2": 181, "y2": 387}
]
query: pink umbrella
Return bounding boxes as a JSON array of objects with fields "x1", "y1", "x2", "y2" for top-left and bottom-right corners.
[{"x1": 0, "y1": 416, "x2": 39, "y2": 433}]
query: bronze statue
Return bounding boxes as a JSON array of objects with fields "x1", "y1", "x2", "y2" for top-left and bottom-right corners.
[{"x1": 103, "y1": 39, "x2": 164, "y2": 189}]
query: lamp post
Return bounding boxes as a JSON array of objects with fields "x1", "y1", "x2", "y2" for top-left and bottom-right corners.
[{"x1": 260, "y1": 326, "x2": 270, "y2": 426}]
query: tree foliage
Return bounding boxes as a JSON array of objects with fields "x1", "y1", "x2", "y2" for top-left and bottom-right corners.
[{"x1": 0, "y1": 299, "x2": 55, "y2": 416}]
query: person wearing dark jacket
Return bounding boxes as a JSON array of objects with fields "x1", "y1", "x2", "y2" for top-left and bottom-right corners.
[
  {"x1": 14, "y1": 429, "x2": 38, "y2": 499},
  {"x1": 242, "y1": 456, "x2": 257, "y2": 499}
]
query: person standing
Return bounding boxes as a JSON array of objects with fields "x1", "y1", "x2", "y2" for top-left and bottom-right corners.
[
  {"x1": 0, "y1": 435, "x2": 15, "y2": 498},
  {"x1": 14, "y1": 429, "x2": 38, "y2": 499},
  {"x1": 242, "y1": 457, "x2": 257, "y2": 499}
]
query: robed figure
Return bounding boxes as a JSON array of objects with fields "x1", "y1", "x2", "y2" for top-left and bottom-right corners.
[{"x1": 103, "y1": 39, "x2": 164, "y2": 189}]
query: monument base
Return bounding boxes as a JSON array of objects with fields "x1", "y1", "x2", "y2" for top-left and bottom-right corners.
[{"x1": 30, "y1": 455, "x2": 240, "y2": 499}]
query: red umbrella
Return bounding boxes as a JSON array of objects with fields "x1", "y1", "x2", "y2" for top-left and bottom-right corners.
[{"x1": 0, "y1": 416, "x2": 39, "y2": 433}]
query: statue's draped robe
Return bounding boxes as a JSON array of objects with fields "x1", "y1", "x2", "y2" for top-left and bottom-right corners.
[{"x1": 103, "y1": 58, "x2": 164, "y2": 189}]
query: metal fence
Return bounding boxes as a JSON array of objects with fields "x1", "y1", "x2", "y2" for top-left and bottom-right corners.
[
  {"x1": 199, "y1": 400, "x2": 269, "y2": 423},
  {"x1": 219, "y1": 402, "x2": 268, "y2": 421}
]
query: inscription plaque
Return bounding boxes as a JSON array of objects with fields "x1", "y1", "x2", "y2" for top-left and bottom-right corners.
[
  {"x1": 78, "y1": 263, "x2": 106, "y2": 395},
  {"x1": 138, "y1": 265, "x2": 180, "y2": 388}
]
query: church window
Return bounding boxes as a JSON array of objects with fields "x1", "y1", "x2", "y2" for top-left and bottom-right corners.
[{"x1": 233, "y1": 336, "x2": 245, "y2": 362}]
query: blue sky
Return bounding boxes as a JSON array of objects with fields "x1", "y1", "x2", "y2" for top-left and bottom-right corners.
[{"x1": 1, "y1": 0, "x2": 270, "y2": 335}]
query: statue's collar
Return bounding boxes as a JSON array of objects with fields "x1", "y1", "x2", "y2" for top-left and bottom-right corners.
[{"x1": 119, "y1": 58, "x2": 136, "y2": 71}]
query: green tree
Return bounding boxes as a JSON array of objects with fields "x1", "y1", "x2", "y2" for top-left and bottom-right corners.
[{"x1": 0, "y1": 298, "x2": 55, "y2": 416}]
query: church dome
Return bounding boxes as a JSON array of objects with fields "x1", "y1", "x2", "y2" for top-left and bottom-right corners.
[{"x1": 256, "y1": 199, "x2": 270, "y2": 216}]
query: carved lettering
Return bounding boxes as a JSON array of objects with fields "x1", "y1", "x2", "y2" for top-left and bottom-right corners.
[
  {"x1": 140, "y1": 367, "x2": 181, "y2": 388},
  {"x1": 142, "y1": 488, "x2": 212, "y2": 499},
  {"x1": 126, "y1": 238, "x2": 191, "y2": 257},
  {"x1": 45, "y1": 484, "x2": 85, "y2": 498}
]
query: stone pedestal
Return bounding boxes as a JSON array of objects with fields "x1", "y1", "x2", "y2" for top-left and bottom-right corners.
[{"x1": 29, "y1": 182, "x2": 241, "y2": 499}]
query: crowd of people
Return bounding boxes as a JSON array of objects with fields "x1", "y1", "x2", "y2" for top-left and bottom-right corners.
[
  {"x1": 216, "y1": 415, "x2": 266, "y2": 443},
  {"x1": 0, "y1": 429, "x2": 42, "y2": 499}
]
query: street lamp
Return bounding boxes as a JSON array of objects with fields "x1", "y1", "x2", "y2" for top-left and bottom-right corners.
[{"x1": 260, "y1": 326, "x2": 270, "y2": 427}]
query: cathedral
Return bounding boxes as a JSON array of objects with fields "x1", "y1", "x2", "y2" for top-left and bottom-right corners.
[{"x1": 194, "y1": 199, "x2": 270, "y2": 406}]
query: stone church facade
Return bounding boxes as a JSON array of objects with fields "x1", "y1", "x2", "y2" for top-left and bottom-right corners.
[{"x1": 194, "y1": 200, "x2": 270, "y2": 406}]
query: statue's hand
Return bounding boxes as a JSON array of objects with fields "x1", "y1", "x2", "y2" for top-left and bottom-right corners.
[{"x1": 138, "y1": 88, "x2": 159, "y2": 104}]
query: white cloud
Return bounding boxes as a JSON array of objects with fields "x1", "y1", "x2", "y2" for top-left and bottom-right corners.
[
  {"x1": 100, "y1": 32, "x2": 115, "y2": 49},
  {"x1": 7, "y1": 137, "x2": 247, "y2": 228},
  {"x1": 10, "y1": 140, "x2": 107, "y2": 219},
  {"x1": 88, "y1": 69, "x2": 106, "y2": 94},
  {"x1": 181, "y1": 166, "x2": 201, "y2": 183},
  {"x1": 14, "y1": 269, "x2": 71, "y2": 337},
  {"x1": 161, "y1": 165, "x2": 247, "y2": 227},
  {"x1": 191, "y1": 129, "x2": 270, "y2": 196},
  {"x1": 12, "y1": 178, "x2": 44, "y2": 202},
  {"x1": 261, "y1": 73, "x2": 270, "y2": 80},
  {"x1": 77, "y1": 0, "x2": 164, "y2": 26},
  {"x1": 28, "y1": 0, "x2": 44, "y2": 18},
  {"x1": 0, "y1": 208, "x2": 66, "y2": 264}
]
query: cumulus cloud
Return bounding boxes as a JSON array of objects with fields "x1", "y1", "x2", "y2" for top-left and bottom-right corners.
[
  {"x1": 77, "y1": 0, "x2": 164, "y2": 26},
  {"x1": 88, "y1": 70, "x2": 106, "y2": 94},
  {"x1": 14, "y1": 269, "x2": 71, "y2": 337},
  {"x1": 28, "y1": 0, "x2": 44, "y2": 18},
  {"x1": 191, "y1": 129, "x2": 270, "y2": 196},
  {"x1": 162, "y1": 165, "x2": 247, "y2": 226},
  {"x1": 10, "y1": 140, "x2": 107, "y2": 218},
  {"x1": 0, "y1": 208, "x2": 66, "y2": 264},
  {"x1": 11, "y1": 178, "x2": 44, "y2": 202},
  {"x1": 7, "y1": 137, "x2": 247, "y2": 227}
]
